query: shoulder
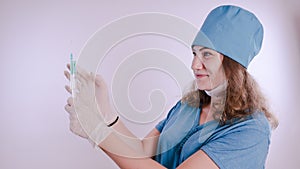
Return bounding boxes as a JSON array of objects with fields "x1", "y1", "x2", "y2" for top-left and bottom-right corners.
[
  {"x1": 201, "y1": 112, "x2": 271, "y2": 169},
  {"x1": 212, "y1": 112, "x2": 271, "y2": 147},
  {"x1": 230, "y1": 112, "x2": 271, "y2": 135}
]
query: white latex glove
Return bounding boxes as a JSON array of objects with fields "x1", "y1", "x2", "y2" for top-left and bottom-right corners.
[
  {"x1": 73, "y1": 66, "x2": 116, "y2": 145},
  {"x1": 94, "y1": 74, "x2": 118, "y2": 125},
  {"x1": 64, "y1": 64, "x2": 115, "y2": 147},
  {"x1": 65, "y1": 97, "x2": 89, "y2": 139},
  {"x1": 64, "y1": 96, "x2": 96, "y2": 146}
]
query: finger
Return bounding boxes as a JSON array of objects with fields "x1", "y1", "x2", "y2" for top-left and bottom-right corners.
[
  {"x1": 76, "y1": 72, "x2": 87, "y2": 85},
  {"x1": 64, "y1": 104, "x2": 72, "y2": 114},
  {"x1": 67, "y1": 97, "x2": 73, "y2": 106},
  {"x1": 67, "y1": 63, "x2": 70, "y2": 70},
  {"x1": 70, "y1": 80, "x2": 80, "y2": 97},
  {"x1": 75, "y1": 78, "x2": 82, "y2": 91},
  {"x1": 65, "y1": 85, "x2": 72, "y2": 94},
  {"x1": 76, "y1": 66, "x2": 93, "y2": 82},
  {"x1": 64, "y1": 70, "x2": 70, "y2": 81},
  {"x1": 95, "y1": 74, "x2": 106, "y2": 87},
  {"x1": 76, "y1": 73, "x2": 90, "y2": 89}
]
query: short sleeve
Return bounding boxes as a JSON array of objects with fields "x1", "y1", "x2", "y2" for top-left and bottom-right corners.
[
  {"x1": 201, "y1": 113, "x2": 271, "y2": 169},
  {"x1": 155, "y1": 101, "x2": 181, "y2": 133},
  {"x1": 155, "y1": 118, "x2": 166, "y2": 133}
]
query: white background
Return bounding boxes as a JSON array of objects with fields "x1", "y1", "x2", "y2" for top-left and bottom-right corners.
[{"x1": 1, "y1": 0, "x2": 299, "y2": 168}]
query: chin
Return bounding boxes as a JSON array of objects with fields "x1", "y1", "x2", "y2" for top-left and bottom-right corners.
[{"x1": 195, "y1": 81, "x2": 212, "y2": 91}]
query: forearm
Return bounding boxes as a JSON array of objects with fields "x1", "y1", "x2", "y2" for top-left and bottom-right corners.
[
  {"x1": 96, "y1": 117, "x2": 165, "y2": 169},
  {"x1": 100, "y1": 120, "x2": 144, "y2": 157},
  {"x1": 99, "y1": 119, "x2": 158, "y2": 157},
  {"x1": 103, "y1": 149, "x2": 166, "y2": 169},
  {"x1": 99, "y1": 129, "x2": 166, "y2": 169}
]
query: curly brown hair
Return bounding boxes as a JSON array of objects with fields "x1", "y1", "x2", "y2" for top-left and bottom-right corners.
[{"x1": 182, "y1": 56, "x2": 278, "y2": 129}]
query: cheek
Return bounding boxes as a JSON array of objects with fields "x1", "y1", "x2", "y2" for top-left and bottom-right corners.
[
  {"x1": 214, "y1": 67, "x2": 226, "y2": 84},
  {"x1": 207, "y1": 63, "x2": 225, "y2": 79}
]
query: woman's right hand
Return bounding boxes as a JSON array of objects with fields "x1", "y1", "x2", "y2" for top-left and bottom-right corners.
[
  {"x1": 64, "y1": 96, "x2": 89, "y2": 139},
  {"x1": 64, "y1": 64, "x2": 90, "y2": 139}
]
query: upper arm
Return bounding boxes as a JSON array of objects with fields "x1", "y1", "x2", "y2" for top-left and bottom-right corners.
[
  {"x1": 176, "y1": 150, "x2": 219, "y2": 169},
  {"x1": 142, "y1": 128, "x2": 161, "y2": 157}
]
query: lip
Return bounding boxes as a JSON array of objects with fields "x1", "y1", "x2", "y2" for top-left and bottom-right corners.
[{"x1": 194, "y1": 74, "x2": 209, "y2": 79}]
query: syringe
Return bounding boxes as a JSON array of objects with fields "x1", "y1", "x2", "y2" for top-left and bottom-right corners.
[{"x1": 70, "y1": 53, "x2": 76, "y2": 97}]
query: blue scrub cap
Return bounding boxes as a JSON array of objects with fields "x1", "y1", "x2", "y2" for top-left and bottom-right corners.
[{"x1": 192, "y1": 5, "x2": 264, "y2": 68}]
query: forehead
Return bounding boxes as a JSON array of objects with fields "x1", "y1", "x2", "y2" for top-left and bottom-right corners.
[
  {"x1": 192, "y1": 46, "x2": 220, "y2": 54},
  {"x1": 192, "y1": 45, "x2": 202, "y2": 50},
  {"x1": 192, "y1": 45, "x2": 214, "y2": 51}
]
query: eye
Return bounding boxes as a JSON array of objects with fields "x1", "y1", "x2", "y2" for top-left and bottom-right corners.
[
  {"x1": 203, "y1": 51, "x2": 212, "y2": 58},
  {"x1": 192, "y1": 52, "x2": 196, "y2": 56}
]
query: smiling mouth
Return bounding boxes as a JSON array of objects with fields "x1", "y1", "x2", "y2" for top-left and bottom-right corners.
[{"x1": 195, "y1": 74, "x2": 209, "y2": 79}]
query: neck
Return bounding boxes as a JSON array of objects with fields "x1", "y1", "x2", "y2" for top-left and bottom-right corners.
[
  {"x1": 204, "y1": 81, "x2": 227, "y2": 116},
  {"x1": 204, "y1": 81, "x2": 228, "y2": 98}
]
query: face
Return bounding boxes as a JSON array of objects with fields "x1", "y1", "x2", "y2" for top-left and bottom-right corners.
[{"x1": 191, "y1": 46, "x2": 226, "y2": 91}]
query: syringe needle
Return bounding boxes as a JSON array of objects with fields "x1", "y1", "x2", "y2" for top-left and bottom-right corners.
[{"x1": 70, "y1": 53, "x2": 76, "y2": 97}]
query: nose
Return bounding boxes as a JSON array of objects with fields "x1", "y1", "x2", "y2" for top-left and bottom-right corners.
[{"x1": 191, "y1": 56, "x2": 205, "y2": 70}]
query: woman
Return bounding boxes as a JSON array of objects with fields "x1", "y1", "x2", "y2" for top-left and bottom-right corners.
[{"x1": 64, "y1": 5, "x2": 278, "y2": 169}]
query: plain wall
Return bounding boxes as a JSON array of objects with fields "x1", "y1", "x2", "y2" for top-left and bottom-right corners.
[{"x1": 1, "y1": 0, "x2": 299, "y2": 169}]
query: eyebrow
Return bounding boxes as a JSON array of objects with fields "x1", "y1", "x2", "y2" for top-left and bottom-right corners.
[{"x1": 192, "y1": 47, "x2": 210, "y2": 52}]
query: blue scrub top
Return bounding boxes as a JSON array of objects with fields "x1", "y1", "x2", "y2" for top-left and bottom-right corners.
[{"x1": 154, "y1": 101, "x2": 271, "y2": 169}]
